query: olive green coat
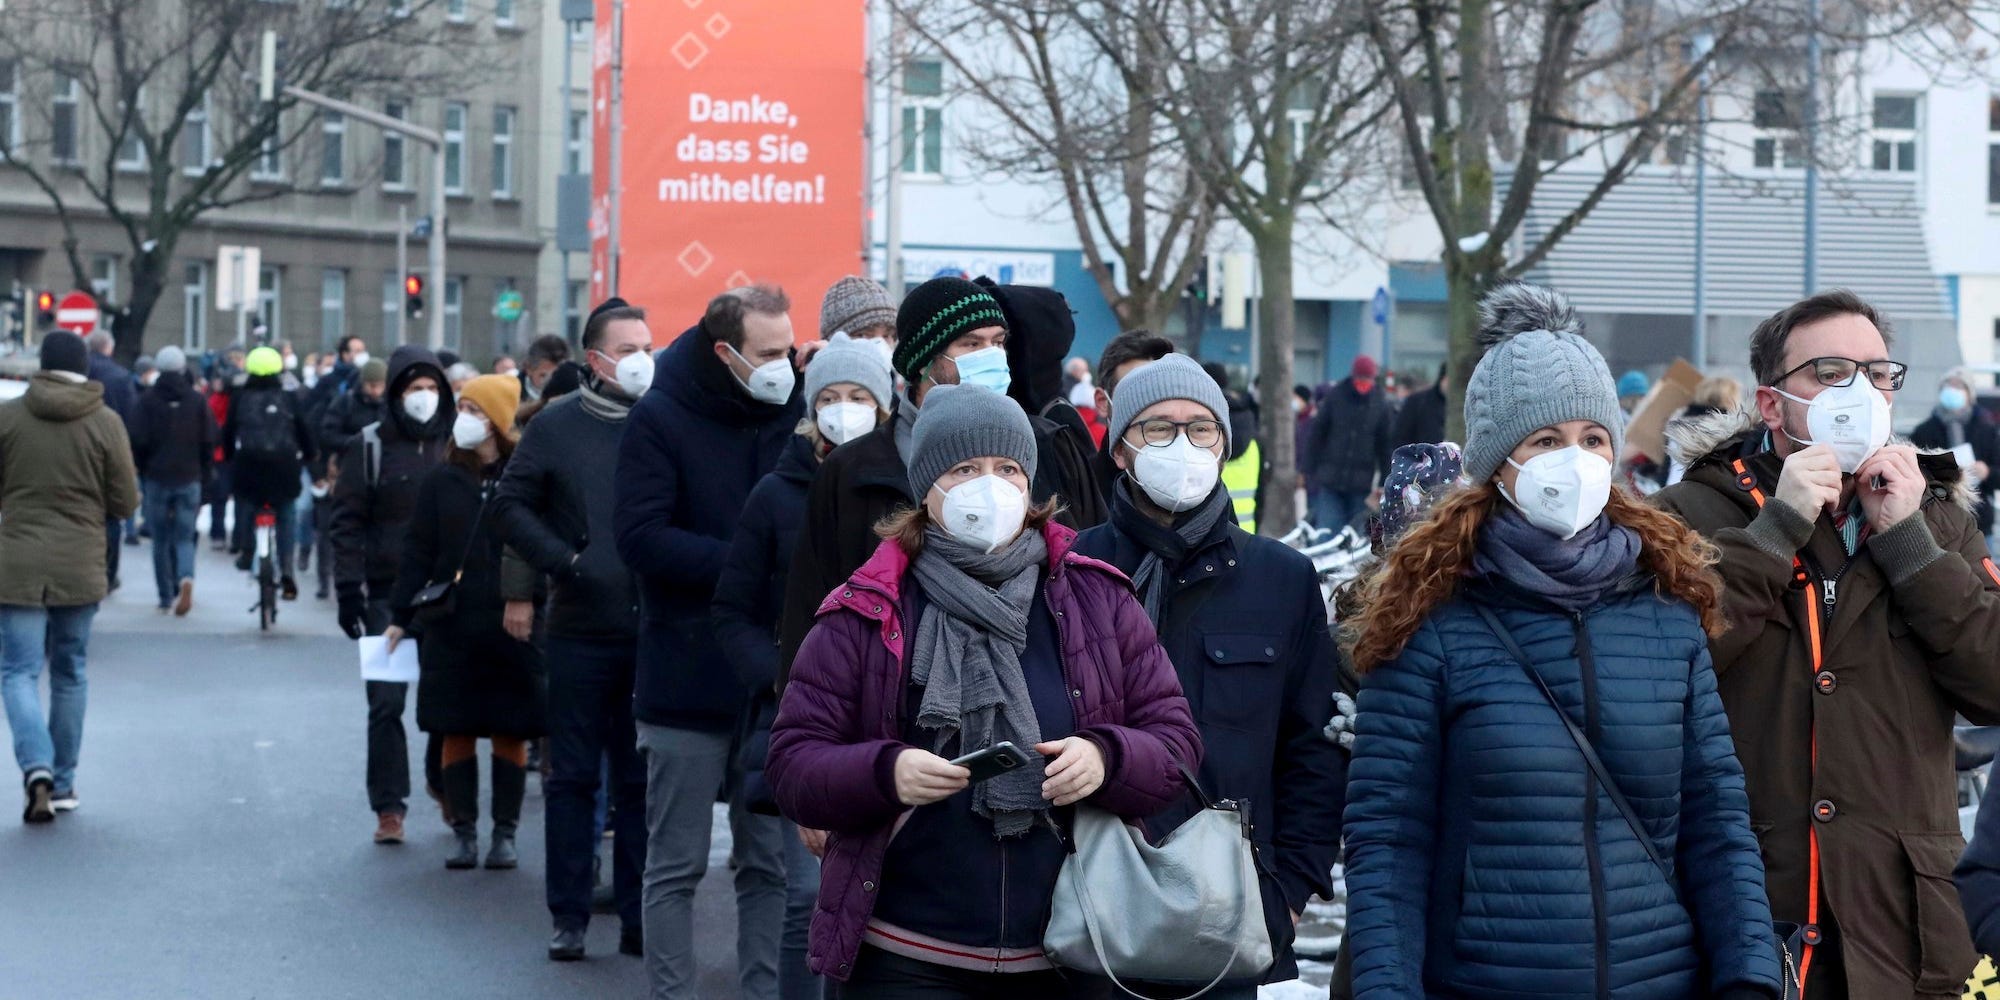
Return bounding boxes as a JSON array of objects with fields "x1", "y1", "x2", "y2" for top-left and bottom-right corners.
[{"x1": 0, "y1": 373, "x2": 140, "y2": 607}]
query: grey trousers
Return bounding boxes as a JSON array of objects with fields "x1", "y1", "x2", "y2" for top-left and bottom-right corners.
[{"x1": 636, "y1": 721, "x2": 786, "y2": 1000}]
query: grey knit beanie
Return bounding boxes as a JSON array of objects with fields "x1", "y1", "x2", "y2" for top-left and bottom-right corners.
[
  {"x1": 1106, "y1": 353, "x2": 1231, "y2": 452},
  {"x1": 819, "y1": 275, "x2": 898, "y2": 339},
  {"x1": 804, "y1": 335, "x2": 895, "y2": 413},
  {"x1": 1463, "y1": 282, "x2": 1623, "y2": 484},
  {"x1": 908, "y1": 384, "x2": 1038, "y2": 496},
  {"x1": 156, "y1": 345, "x2": 188, "y2": 373}
]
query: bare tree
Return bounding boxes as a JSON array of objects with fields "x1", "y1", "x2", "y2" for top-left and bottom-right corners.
[
  {"x1": 1085, "y1": 0, "x2": 1389, "y2": 536},
  {"x1": 1364, "y1": 0, "x2": 1999, "y2": 439},
  {"x1": 890, "y1": 0, "x2": 1220, "y2": 338},
  {"x1": 0, "y1": 0, "x2": 477, "y2": 363}
]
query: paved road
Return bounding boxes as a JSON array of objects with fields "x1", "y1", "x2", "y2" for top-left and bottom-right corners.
[{"x1": 0, "y1": 536, "x2": 745, "y2": 999}]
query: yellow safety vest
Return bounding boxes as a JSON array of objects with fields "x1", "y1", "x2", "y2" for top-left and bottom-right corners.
[{"x1": 1221, "y1": 439, "x2": 1260, "y2": 533}]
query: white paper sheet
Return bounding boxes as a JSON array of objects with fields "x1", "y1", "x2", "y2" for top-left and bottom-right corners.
[
  {"x1": 1952, "y1": 442, "x2": 1977, "y2": 472},
  {"x1": 358, "y1": 635, "x2": 420, "y2": 683}
]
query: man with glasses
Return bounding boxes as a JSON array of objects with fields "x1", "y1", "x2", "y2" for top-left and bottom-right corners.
[
  {"x1": 1072, "y1": 354, "x2": 1344, "y2": 998},
  {"x1": 1656, "y1": 290, "x2": 2000, "y2": 1000}
]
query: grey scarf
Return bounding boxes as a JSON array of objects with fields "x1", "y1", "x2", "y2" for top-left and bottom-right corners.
[
  {"x1": 1471, "y1": 506, "x2": 1641, "y2": 612},
  {"x1": 1935, "y1": 404, "x2": 1970, "y2": 448},
  {"x1": 579, "y1": 380, "x2": 634, "y2": 423},
  {"x1": 909, "y1": 526, "x2": 1050, "y2": 838},
  {"x1": 893, "y1": 395, "x2": 920, "y2": 474}
]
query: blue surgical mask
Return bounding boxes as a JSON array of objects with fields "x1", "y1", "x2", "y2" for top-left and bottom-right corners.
[
  {"x1": 1941, "y1": 385, "x2": 1970, "y2": 413},
  {"x1": 949, "y1": 345, "x2": 1012, "y2": 395}
]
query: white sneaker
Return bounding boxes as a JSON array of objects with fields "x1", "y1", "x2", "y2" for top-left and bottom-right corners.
[{"x1": 50, "y1": 790, "x2": 78, "y2": 813}]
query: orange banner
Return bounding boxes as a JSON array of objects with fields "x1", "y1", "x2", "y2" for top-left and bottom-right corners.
[{"x1": 592, "y1": 0, "x2": 867, "y2": 344}]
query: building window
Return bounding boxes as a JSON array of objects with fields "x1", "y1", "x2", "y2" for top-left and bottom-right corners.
[
  {"x1": 383, "y1": 100, "x2": 407, "y2": 189},
  {"x1": 1989, "y1": 96, "x2": 2000, "y2": 206},
  {"x1": 253, "y1": 130, "x2": 282, "y2": 181},
  {"x1": 495, "y1": 0, "x2": 515, "y2": 27},
  {"x1": 443, "y1": 277, "x2": 463, "y2": 351},
  {"x1": 116, "y1": 86, "x2": 148, "y2": 172},
  {"x1": 1751, "y1": 88, "x2": 1805, "y2": 169},
  {"x1": 446, "y1": 0, "x2": 467, "y2": 22},
  {"x1": 90, "y1": 256, "x2": 118, "y2": 304},
  {"x1": 320, "y1": 269, "x2": 347, "y2": 351},
  {"x1": 900, "y1": 59, "x2": 943, "y2": 177},
  {"x1": 564, "y1": 279, "x2": 586, "y2": 342},
  {"x1": 565, "y1": 109, "x2": 588, "y2": 175},
  {"x1": 382, "y1": 272, "x2": 401, "y2": 344},
  {"x1": 51, "y1": 69, "x2": 78, "y2": 164},
  {"x1": 443, "y1": 102, "x2": 466, "y2": 194},
  {"x1": 319, "y1": 111, "x2": 346, "y2": 184},
  {"x1": 181, "y1": 91, "x2": 211, "y2": 175},
  {"x1": 1870, "y1": 94, "x2": 1918, "y2": 173},
  {"x1": 0, "y1": 60, "x2": 17, "y2": 156},
  {"x1": 258, "y1": 265, "x2": 282, "y2": 340},
  {"x1": 491, "y1": 105, "x2": 515, "y2": 197},
  {"x1": 182, "y1": 263, "x2": 207, "y2": 351}
]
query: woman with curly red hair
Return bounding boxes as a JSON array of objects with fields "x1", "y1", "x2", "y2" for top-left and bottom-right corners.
[{"x1": 1340, "y1": 283, "x2": 1782, "y2": 1000}]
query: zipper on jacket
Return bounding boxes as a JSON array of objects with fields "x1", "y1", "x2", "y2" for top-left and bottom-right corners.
[
  {"x1": 995, "y1": 841, "x2": 1008, "y2": 973},
  {"x1": 1570, "y1": 611, "x2": 1611, "y2": 1000}
]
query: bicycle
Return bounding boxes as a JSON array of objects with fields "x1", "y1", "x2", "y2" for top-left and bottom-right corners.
[{"x1": 247, "y1": 504, "x2": 280, "y2": 631}]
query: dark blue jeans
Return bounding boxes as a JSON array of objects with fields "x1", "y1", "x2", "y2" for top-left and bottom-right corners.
[
  {"x1": 544, "y1": 634, "x2": 646, "y2": 934},
  {"x1": 144, "y1": 480, "x2": 203, "y2": 606}
]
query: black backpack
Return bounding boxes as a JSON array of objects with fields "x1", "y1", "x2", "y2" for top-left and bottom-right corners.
[{"x1": 233, "y1": 390, "x2": 299, "y2": 463}]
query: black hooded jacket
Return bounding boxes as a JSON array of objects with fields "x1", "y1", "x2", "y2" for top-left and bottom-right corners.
[
  {"x1": 130, "y1": 370, "x2": 217, "y2": 489},
  {"x1": 979, "y1": 278, "x2": 1107, "y2": 529},
  {"x1": 330, "y1": 346, "x2": 453, "y2": 592}
]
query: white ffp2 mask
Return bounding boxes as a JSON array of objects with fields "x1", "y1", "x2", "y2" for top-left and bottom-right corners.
[
  {"x1": 1774, "y1": 379, "x2": 1893, "y2": 474},
  {"x1": 1126, "y1": 435, "x2": 1221, "y2": 513},
  {"x1": 402, "y1": 388, "x2": 440, "y2": 424},
  {"x1": 615, "y1": 351, "x2": 656, "y2": 398},
  {"x1": 452, "y1": 412, "x2": 490, "y2": 449},
  {"x1": 932, "y1": 475, "x2": 1028, "y2": 553},
  {"x1": 816, "y1": 401, "x2": 877, "y2": 446},
  {"x1": 728, "y1": 344, "x2": 795, "y2": 405},
  {"x1": 1499, "y1": 446, "x2": 1613, "y2": 540}
]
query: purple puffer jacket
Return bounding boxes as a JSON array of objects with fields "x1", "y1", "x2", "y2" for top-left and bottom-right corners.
[{"x1": 769, "y1": 519, "x2": 1203, "y2": 982}]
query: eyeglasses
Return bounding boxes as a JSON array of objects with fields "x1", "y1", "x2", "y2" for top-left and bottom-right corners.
[
  {"x1": 1770, "y1": 356, "x2": 1908, "y2": 392},
  {"x1": 1129, "y1": 418, "x2": 1225, "y2": 449}
]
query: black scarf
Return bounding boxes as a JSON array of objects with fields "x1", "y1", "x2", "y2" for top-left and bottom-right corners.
[{"x1": 1111, "y1": 479, "x2": 1231, "y2": 623}]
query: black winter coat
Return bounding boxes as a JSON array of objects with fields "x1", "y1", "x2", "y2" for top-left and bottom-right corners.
[
  {"x1": 87, "y1": 354, "x2": 137, "y2": 429},
  {"x1": 493, "y1": 388, "x2": 641, "y2": 641},
  {"x1": 130, "y1": 370, "x2": 216, "y2": 488},
  {"x1": 1304, "y1": 378, "x2": 1393, "y2": 494},
  {"x1": 221, "y1": 375, "x2": 317, "y2": 505},
  {"x1": 330, "y1": 346, "x2": 452, "y2": 592},
  {"x1": 1911, "y1": 406, "x2": 2000, "y2": 535},
  {"x1": 318, "y1": 386, "x2": 386, "y2": 475},
  {"x1": 714, "y1": 431, "x2": 819, "y2": 812},
  {"x1": 390, "y1": 459, "x2": 546, "y2": 737},
  {"x1": 1071, "y1": 487, "x2": 1346, "y2": 984},
  {"x1": 614, "y1": 326, "x2": 802, "y2": 731},
  {"x1": 1389, "y1": 382, "x2": 1447, "y2": 452}
]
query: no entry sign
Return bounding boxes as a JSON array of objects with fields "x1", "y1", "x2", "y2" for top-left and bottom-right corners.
[{"x1": 54, "y1": 291, "x2": 98, "y2": 334}]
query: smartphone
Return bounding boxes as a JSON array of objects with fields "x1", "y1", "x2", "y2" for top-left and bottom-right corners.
[{"x1": 949, "y1": 741, "x2": 1026, "y2": 784}]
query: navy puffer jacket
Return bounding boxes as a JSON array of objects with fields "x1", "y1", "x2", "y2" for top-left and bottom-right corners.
[{"x1": 1343, "y1": 577, "x2": 1781, "y2": 1000}]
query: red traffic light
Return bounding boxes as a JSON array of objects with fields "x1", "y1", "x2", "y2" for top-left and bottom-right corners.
[
  {"x1": 35, "y1": 291, "x2": 54, "y2": 312},
  {"x1": 404, "y1": 275, "x2": 423, "y2": 296}
]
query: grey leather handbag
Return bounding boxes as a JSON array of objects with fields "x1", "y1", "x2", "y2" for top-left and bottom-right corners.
[{"x1": 1043, "y1": 761, "x2": 1273, "y2": 999}]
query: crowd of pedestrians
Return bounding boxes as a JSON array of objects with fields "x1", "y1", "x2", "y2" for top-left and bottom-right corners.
[{"x1": 7, "y1": 267, "x2": 2000, "y2": 1000}]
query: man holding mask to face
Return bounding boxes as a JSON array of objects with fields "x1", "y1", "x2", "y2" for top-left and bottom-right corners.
[{"x1": 1656, "y1": 290, "x2": 2000, "y2": 1000}]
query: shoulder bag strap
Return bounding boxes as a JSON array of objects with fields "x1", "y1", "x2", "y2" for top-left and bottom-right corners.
[
  {"x1": 444, "y1": 482, "x2": 495, "y2": 585},
  {"x1": 1469, "y1": 603, "x2": 1675, "y2": 885}
]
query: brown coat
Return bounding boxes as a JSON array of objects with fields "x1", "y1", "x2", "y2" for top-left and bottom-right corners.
[
  {"x1": 1657, "y1": 411, "x2": 2000, "y2": 1000},
  {"x1": 0, "y1": 373, "x2": 140, "y2": 607}
]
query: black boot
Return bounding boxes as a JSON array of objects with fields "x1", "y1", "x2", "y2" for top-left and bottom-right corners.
[
  {"x1": 442, "y1": 756, "x2": 480, "y2": 870},
  {"x1": 486, "y1": 754, "x2": 525, "y2": 869}
]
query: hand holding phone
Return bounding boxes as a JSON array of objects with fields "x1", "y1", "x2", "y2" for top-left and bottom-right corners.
[{"x1": 949, "y1": 741, "x2": 1026, "y2": 784}]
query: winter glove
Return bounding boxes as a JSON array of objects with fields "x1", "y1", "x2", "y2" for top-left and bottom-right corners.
[
  {"x1": 1324, "y1": 692, "x2": 1356, "y2": 750},
  {"x1": 337, "y1": 587, "x2": 367, "y2": 640}
]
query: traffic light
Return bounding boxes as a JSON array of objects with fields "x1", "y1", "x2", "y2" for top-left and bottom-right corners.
[
  {"x1": 34, "y1": 291, "x2": 55, "y2": 328},
  {"x1": 404, "y1": 275, "x2": 424, "y2": 320}
]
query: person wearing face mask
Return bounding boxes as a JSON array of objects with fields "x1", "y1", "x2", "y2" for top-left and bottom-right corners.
[
  {"x1": 1910, "y1": 367, "x2": 1999, "y2": 543},
  {"x1": 382, "y1": 375, "x2": 545, "y2": 873},
  {"x1": 776, "y1": 277, "x2": 1086, "y2": 697},
  {"x1": 768, "y1": 383, "x2": 1201, "y2": 995},
  {"x1": 981, "y1": 277, "x2": 1109, "y2": 531},
  {"x1": 712, "y1": 335, "x2": 894, "y2": 1000},
  {"x1": 1341, "y1": 282, "x2": 1782, "y2": 1000},
  {"x1": 1655, "y1": 290, "x2": 2000, "y2": 1000},
  {"x1": 612, "y1": 285, "x2": 802, "y2": 997},
  {"x1": 330, "y1": 344, "x2": 454, "y2": 846},
  {"x1": 1068, "y1": 354, "x2": 1344, "y2": 998},
  {"x1": 492, "y1": 298, "x2": 654, "y2": 961}
]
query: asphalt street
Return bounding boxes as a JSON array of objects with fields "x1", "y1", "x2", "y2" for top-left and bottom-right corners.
[{"x1": 0, "y1": 533, "x2": 743, "y2": 999}]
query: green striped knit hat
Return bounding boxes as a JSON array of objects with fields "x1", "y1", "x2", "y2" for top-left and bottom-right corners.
[{"x1": 892, "y1": 276, "x2": 1009, "y2": 384}]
